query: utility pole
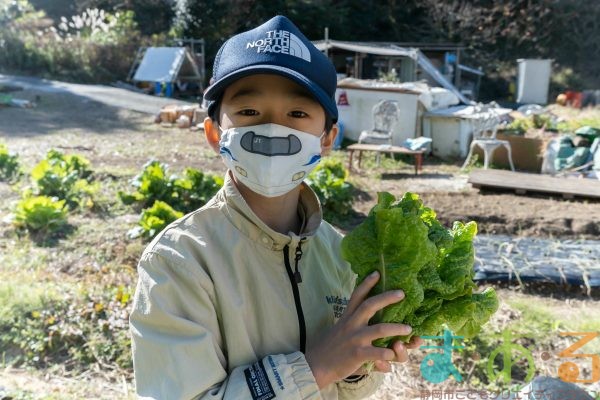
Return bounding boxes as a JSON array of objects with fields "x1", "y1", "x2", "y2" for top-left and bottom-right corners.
[{"x1": 324, "y1": 27, "x2": 329, "y2": 57}]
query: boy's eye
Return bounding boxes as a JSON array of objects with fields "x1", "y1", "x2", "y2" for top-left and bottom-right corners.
[
  {"x1": 239, "y1": 109, "x2": 258, "y2": 116},
  {"x1": 289, "y1": 110, "x2": 308, "y2": 118}
]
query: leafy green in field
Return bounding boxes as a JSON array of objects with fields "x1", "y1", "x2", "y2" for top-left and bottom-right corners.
[
  {"x1": 127, "y1": 200, "x2": 183, "y2": 239},
  {"x1": 13, "y1": 195, "x2": 68, "y2": 234},
  {"x1": 119, "y1": 160, "x2": 223, "y2": 240},
  {"x1": 119, "y1": 160, "x2": 222, "y2": 214},
  {"x1": 306, "y1": 159, "x2": 354, "y2": 222},
  {"x1": 0, "y1": 142, "x2": 21, "y2": 182},
  {"x1": 31, "y1": 149, "x2": 96, "y2": 209},
  {"x1": 173, "y1": 167, "x2": 223, "y2": 212},
  {"x1": 341, "y1": 192, "x2": 498, "y2": 347}
]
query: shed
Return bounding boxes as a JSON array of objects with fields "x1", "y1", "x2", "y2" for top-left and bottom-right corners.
[
  {"x1": 336, "y1": 78, "x2": 459, "y2": 146},
  {"x1": 131, "y1": 47, "x2": 203, "y2": 96}
]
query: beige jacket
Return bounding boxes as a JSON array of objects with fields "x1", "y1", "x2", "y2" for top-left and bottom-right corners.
[{"x1": 130, "y1": 172, "x2": 384, "y2": 399}]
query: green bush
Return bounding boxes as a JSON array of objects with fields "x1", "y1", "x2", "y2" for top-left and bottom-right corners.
[
  {"x1": 127, "y1": 200, "x2": 183, "y2": 239},
  {"x1": 0, "y1": 2, "x2": 144, "y2": 83},
  {"x1": 13, "y1": 195, "x2": 68, "y2": 234},
  {"x1": 306, "y1": 159, "x2": 354, "y2": 222},
  {"x1": 31, "y1": 149, "x2": 96, "y2": 209},
  {"x1": 119, "y1": 160, "x2": 223, "y2": 214},
  {"x1": 0, "y1": 143, "x2": 21, "y2": 182}
]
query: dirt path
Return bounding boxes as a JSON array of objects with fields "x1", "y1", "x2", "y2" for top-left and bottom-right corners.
[{"x1": 0, "y1": 73, "x2": 194, "y2": 115}]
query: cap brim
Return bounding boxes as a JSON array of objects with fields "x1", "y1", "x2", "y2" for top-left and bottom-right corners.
[{"x1": 204, "y1": 65, "x2": 338, "y2": 122}]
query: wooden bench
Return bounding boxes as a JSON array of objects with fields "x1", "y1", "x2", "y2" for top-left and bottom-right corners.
[{"x1": 346, "y1": 143, "x2": 425, "y2": 175}]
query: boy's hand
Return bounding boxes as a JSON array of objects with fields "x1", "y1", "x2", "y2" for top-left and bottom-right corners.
[
  {"x1": 348, "y1": 335, "x2": 424, "y2": 375},
  {"x1": 304, "y1": 271, "x2": 421, "y2": 389}
]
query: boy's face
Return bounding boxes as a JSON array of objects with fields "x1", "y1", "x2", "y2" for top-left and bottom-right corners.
[{"x1": 218, "y1": 74, "x2": 328, "y2": 136}]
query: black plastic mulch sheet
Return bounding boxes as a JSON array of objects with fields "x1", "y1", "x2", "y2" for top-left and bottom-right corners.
[{"x1": 472, "y1": 235, "x2": 600, "y2": 287}]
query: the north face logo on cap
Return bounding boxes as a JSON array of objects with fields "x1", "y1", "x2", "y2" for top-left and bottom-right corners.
[{"x1": 246, "y1": 30, "x2": 311, "y2": 62}]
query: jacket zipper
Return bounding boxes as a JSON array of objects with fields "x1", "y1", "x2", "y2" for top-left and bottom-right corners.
[{"x1": 283, "y1": 240, "x2": 306, "y2": 353}]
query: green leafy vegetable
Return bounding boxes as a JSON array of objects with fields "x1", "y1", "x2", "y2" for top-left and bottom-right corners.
[
  {"x1": 119, "y1": 160, "x2": 223, "y2": 214},
  {"x1": 0, "y1": 143, "x2": 21, "y2": 182},
  {"x1": 31, "y1": 149, "x2": 96, "y2": 209},
  {"x1": 172, "y1": 167, "x2": 224, "y2": 213},
  {"x1": 306, "y1": 159, "x2": 354, "y2": 222},
  {"x1": 341, "y1": 192, "x2": 498, "y2": 348},
  {"x1": 118, "y1": 160, "x2": 173, "y2": 208},
  {"x1": 127, "y1": 200, "x2": 183, "y2": 239},
  {"x1": 13, "y1": 195, "x2": 68, "y2": 234}
]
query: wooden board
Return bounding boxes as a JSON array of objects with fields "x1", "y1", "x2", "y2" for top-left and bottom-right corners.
[
  {"x1": 468, "y1": 169, "x2": 600, "y2": 199},
  {"x1": 346, "y1": 143, "x2": 425, "y2": 155},
  {"x1": 346, "y1": 143, "x2": 425, "y2": 175}
]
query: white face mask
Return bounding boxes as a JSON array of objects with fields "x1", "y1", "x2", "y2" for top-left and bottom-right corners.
[{"x1": 218, "y1": 123, "x2": 324, "y2": 197}]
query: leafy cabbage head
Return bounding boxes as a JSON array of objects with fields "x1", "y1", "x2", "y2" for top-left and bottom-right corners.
[{"x1": 341, "y1": 192, "x2": 498, "y2": 347}]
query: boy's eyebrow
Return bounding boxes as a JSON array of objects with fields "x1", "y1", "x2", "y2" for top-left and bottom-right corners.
[
  {"x1": 228, "y1": 88, "x2": 261, "y2": 101},
  {"x1": 289, "y1": 88, "x2": 317, "y2": 102},
  {"x1": 227, "y1": 86, "x2": 317, "y2": 103}
]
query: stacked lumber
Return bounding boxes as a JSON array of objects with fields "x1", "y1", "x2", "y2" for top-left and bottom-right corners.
[{"x1": 155, "y1": 105, "x2": 207, "y2": 129}]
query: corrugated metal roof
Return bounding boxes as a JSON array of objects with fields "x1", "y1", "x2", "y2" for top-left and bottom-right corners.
[{"x1": 313, "y1": 40, "x2": 417, "y2": 57}]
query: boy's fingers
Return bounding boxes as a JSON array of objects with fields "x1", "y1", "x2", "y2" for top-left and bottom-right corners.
[
  {"x1": 361, "y1": 323, "x2": 412, "y2": 341},
  {"x1": 374, "y1": 360, "x2": 392, "y2": 373},
  {"x1": 392, "y1": 341, "x2": 409, "y2": 363},
  {"x1": 405, "y1": 336, "x2": 424, "y2": 349},
  {"x1": 353, "y1": 289, "x2": 405, "y2": 326},
  {"x1": 343, "y1": 271, "x2": 380, "y2": 317},
  {"x1": 358, "y1": 346, "x2": 396, "y2": 362}
]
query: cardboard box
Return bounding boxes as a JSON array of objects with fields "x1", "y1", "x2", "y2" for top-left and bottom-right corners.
[{"x1": 474, "y1": 133, "x2": 545, "y2": 172}]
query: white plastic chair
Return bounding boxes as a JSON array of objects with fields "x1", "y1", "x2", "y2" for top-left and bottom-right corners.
[
  {"x1": 358, "y1": 100, "x2": 400, "y2": 165},
  {"x1": 461, "y1": 104, "x2": 515, "y2": 171}
]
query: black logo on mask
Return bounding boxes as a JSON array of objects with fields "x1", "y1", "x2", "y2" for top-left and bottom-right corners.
[{"x1": 240, "y1": 131, "x2": 302, "y2": 157}]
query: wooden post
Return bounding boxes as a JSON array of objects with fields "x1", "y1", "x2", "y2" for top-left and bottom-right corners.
[{"x1": 324, "y1": 27, "x2": 329, "y2": 58}]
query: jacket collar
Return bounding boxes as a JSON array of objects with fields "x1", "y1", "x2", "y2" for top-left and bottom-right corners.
[{"x1": 217, "y1": 171, "x2": 322, "y2": 251}]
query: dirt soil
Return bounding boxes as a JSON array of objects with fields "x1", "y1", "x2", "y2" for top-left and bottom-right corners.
[
  {"x1": 2, "y1": 89, "x2": 600, "y2": 240},
  {"x1": 342, "y1": 170, "x2": 600, "y2": 239}
]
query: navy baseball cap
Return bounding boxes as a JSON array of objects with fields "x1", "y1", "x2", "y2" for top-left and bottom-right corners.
[{"x1": 204, "y1": 15, "x2": 338, "y2": 122}]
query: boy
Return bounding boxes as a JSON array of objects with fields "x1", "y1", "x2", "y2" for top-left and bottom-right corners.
[{"x1": 130, "y1": 15, "x2": 421, "y2": 399}]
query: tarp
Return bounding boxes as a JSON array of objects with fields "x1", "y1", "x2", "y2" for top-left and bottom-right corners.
[
  {"x1": 133, "y1": 47, "x2": 200, "y2": 83},
  {"x1": 473, "y1": 235, "x2": 600, "y2": 288},
  {"x1": 424, "y1": 104, "x2": 512, "y2": 119}
]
